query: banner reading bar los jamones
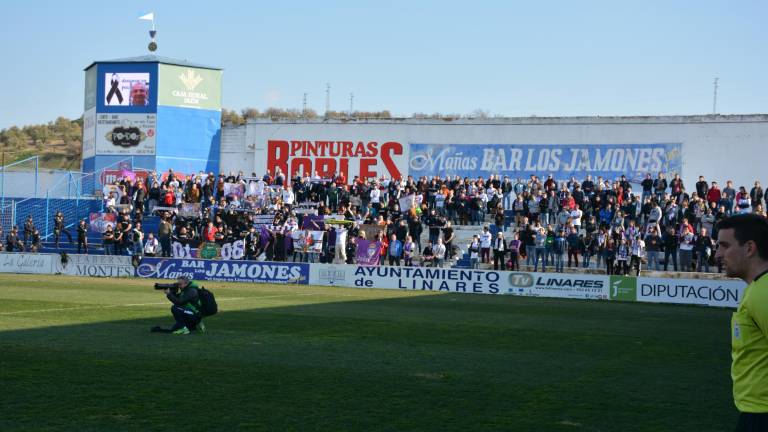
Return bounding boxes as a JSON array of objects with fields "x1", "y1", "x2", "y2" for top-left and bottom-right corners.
[{"x1": 408, "y1": 143, "x2": 682, "y2": 183}]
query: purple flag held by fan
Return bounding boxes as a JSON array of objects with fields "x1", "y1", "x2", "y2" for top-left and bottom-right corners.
[{"x1": 355, "y1": 239, "x2": 382, "y2": 266}]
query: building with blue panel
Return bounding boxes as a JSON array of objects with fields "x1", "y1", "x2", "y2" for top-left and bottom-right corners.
[{"x1": 81, "y1": 55, "x2": 222, "y2": 181}]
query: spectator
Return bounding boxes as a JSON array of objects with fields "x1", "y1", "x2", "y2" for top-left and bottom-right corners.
[
  {"x1": 751, "y1": 181, "x2": 764, "y2": 211},
  {"x1": 30, "y1": 229, "x2": 41, "y2": 252},
  {"x1": 77, "y1": 219, "x2": 88, "y2": 254},
  {"x1": 468, "y1": 235, "x2": 481, "y2": 269},
  {"x1": 678, "y1": 226, "x2": 696, "y2": 272},
  {"x1": 553, "y1": 229, "x2": 567, "y2": 273},
  {"x1": 53, "y1": 211, "x2": 73, "y2": 248},
  {"x1": 434, "y1": 238, "x2": 447, "y2": 268},
  {"x1": 534, "y1": 227, "x2": 547, "y2": 272},
  {"x1": 721, "y1": 180, "x2": 736, "y2": 215},
  {"x1": 604, "y1": 238, "x2": 616, "y2": 275},
  {"x1": 616, "y1": 239, "x2": 630, "y2": 275},
  {"x1": 442, "y1": 221, "x2": 455, "y2": 260},
  {"x1": 492, "y1": 232, "x2": 507, "y2": 271},
  {"x1": 403, "y1": 235, "x2": 416, "y2": 266},
  {"x1": 102, "y1": 225, "x2": 115, "y2": 255},
  {"x1": 630, "y1": 235, "x2": 645, "y2": 276},
  {"x1": 387, "y1": 233, "x2": 403, "y2": 266},
  {"x1": 566, "y1": 227, "x2": 580, "y2": 268},
  {"x1": 736, "y1": 187, "x2": 751, "y2": 214},
  {"x1": 479, "y1": 226, "x2": 492, "y2": 264},
  {"x1": 653, "y1": 173, "x2": 667, "y2": 202},
  {"x1": 158, "y1": 217, "x2": 173, "y2": 257},
  {"x1": 663, "y1": 227, "x2": 679, "y2": 271},
  {"x1": 144, "y1": 233, "x2": 161, "y2": 257},
  {"x1": 695, "y1": 227, "x2": 714, "y2": 273},
  {"x1": 421, "y1": 240, "x2": 436, "y2": 267},
  {"x1": 508, "y1": 231, "x2": 521, "y2": 271},
  {"x1": 6, "y1": 226, "x2": 21, "y2": 252},
  {"x1": 131, "y1": 222, "x2": 144, "y2": 257},
  {"x1": 644, "y1": 226, "x2": 662, "y2": 271},
  {"x1": 23, "y1": 215, "x2": 35, "y2": 248}
]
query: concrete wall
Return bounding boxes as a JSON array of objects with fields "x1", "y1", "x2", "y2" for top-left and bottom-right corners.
[{"x1": 220, "y1": 115, "x2": 768, "y2": 190}]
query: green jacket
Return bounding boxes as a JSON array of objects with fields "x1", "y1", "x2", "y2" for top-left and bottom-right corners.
[{"x1": 167, "y1": 281, "x2": 201, "y2": 315}]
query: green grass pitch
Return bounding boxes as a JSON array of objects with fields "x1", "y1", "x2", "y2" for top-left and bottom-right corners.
[{"x1": 0, "y1": 274, "x2": 735, "y2": 431}]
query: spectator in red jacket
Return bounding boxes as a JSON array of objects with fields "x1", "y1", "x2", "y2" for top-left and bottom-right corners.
[
  {"x1": 202, "y1": 221, "x2": 218, "y2": 242},
  {"x1": 162, "y1": 187, "x2": 175, "y2": 206},
  {"x1": 707, "y1": 181, "x2": 722, "y2": 206}
]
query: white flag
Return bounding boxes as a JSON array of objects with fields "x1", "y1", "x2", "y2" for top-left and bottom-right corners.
[{"x1": 138, "y1": 12, "x2": 154, "y2": 21}]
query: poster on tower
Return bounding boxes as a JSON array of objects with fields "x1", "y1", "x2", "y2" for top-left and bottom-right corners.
[
  {"x1": 158, "y1": 64, "x2": 222, "y2": 110},
  {"x1": 82, "y1": 107, "x2": 97, "y2": 159},
  {"x1": 95, "y1": 113, "x2": 157, "y2": 156},
  {"x1": 96, "y1": 63, "x2": 157, "y2": 113}
]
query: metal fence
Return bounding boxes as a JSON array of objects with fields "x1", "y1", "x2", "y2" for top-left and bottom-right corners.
[{"x1": 0, "y1": 157, "x2": 135, "y2": 239}]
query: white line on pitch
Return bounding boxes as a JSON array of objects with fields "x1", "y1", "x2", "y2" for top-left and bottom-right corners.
[{"x1": 0, "y1": 292, "x2": 343, "y2": 316}]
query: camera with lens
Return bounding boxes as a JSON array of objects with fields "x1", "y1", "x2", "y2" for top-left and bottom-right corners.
[{"x1": 154, "y1": 282, "x2": 179, "y2": 292}]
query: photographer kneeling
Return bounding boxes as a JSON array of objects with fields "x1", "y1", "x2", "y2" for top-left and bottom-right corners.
[{"x1": 151, "y1": 276, "x2": 205, "y2": 335}]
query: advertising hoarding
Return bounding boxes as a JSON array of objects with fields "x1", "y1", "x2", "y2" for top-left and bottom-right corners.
[
  {"x1": 0, "y1": 253, "x2": 55, "y2": 275},
  {"x1": 310, "y1": 264, "x2": 504, "y2": 295},
  {"x1": 408, "y1": 143, "x2": 683, "y2": 183},
  {"x1": 84, "y1": 66, "x2": 97, "y2": 110},
  {"x1": 266, "y1": 139, "x2": 405, "y2": 181},
  {"x1": 136, "y1": 258, "x2": 309, "y2": 284},
  {"x1": 505, "y1": 272, "x2": 610, "y2": 300},
  {"x1": 158, "y1": 64, "x2": 222, "y2": 111},
  {"x1": 636, "y1": 277, "x2": 744, "y2": 308},
  {"x1": 96, "y1": 63, "x2": 157, "y2": 113},
  {"x1": 95, "y1": 113, "x2": 156, "y2": 156},
  {"x1": 82, "y1": 107, "x2": 97, "y2": 159},
  {"x1": 55, "y1": 255, "x2": 134, "y2": 278},
  {"x1": 104, "y1": 72, "x2": 151, "y2": 107}
]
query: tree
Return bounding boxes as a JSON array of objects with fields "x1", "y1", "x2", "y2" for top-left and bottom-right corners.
[
  {"x1": 27, "y1": 125, "x2": 51, "y2": 146},
  {"x1": 62, "y1": 122, "x2": 81, "y2": 146},
  {"x1": 222, "y1": 109, "x2": 245, "y2": 126},
  {"x1": 241, "y1": 108, "x2": 260, "y2": 120},
  {"x1": 0, "y1": 126, "x2": 29, "y2": 148}
]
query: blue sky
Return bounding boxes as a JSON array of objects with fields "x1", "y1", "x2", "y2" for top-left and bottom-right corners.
[{"x1": 0, "y1": 0, "x2": 765, "y2": 129}]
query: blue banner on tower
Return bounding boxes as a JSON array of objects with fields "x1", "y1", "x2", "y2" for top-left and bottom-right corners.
[
  {"x1": 408, "y1": 143, "x2": 682, "y2": 182},
  {"x1": 96, "y1": 63, "x2": 158, "y2": 113}
]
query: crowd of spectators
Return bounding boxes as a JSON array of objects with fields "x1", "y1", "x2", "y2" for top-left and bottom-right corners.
[
  {"x1": 3, "y1": 167, "x2": 766, "y2": 276},
  {"x1": 477, "y1": 173, "x2": 766, "y2": 275}
]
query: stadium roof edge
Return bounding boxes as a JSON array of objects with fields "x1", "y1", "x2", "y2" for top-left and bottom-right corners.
[
  {"x1": 84, "y1": 55, "x2": 222, "y2": 71},
  {"x1": 241, "y1": 114, "x2": 768, "y2": 126}
]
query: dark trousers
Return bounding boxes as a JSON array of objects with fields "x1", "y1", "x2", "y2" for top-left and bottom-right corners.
[
  {"x1": 481, "y1": 247, "x2": 491, "y2": 263},
  {"x1": 735, "y1": 412, "x2": 768, "y2": 432},
  {"x1": 388, "y1": 256, "x2": 401, "y2": 266},
  {"x1": 615, "y1": 260, "x2": 629, "y2": 275},
  {"x1": 568, "y1": 249, "x2": 579, "y2": 267},
  {"x1": 664, "y1": 249, "x2": 678, "y2": 271},
  {"x1": 54, "y1": 228, "x2": 72, "y2": 246},
  {"x1": 160, "y1": 237, "x2": 172, "y2": 257},
  {"x1": 508, "y1": 252, "x2": 519, "y2": 271},
  {"x1": 493, "y1": 250, "x2": 506, "y2": 270},
  {"x1": 77, "y1": 237, "x2": 88, "y2": 254},
  {"x1": 171, "y1": 306, "x2": 200, "y2": 331}
]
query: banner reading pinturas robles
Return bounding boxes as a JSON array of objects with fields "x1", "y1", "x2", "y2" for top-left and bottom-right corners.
[{"x1": 136, "y1": 257, "x2": 308, "y2": 284}]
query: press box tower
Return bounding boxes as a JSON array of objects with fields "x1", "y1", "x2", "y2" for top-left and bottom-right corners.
[{"x1": 81, "y1": 55, "x2": 223, "y2": 180}]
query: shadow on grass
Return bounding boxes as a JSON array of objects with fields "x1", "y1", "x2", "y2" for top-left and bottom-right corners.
[{"x1": 0, "y1": 291, "x2": 737, "y2": 432}]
